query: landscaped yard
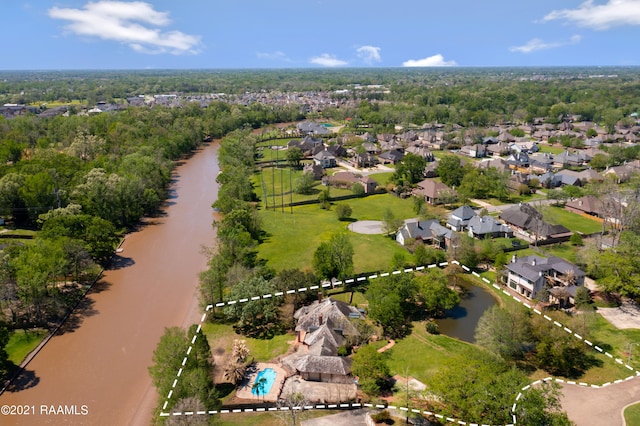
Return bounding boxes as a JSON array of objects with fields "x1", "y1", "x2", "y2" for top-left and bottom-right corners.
[
  {"x1": 385, "y1": 322, "x2": 477, "y2": 384},
  {"x1": 467, "y1": 272, "x2": 638, "y2": 385},
  {"x1": 202, "y1": 322, "x2": 292, "y2": 363},
  {"x1": 541, "y1": 205, "x2": 602, "y2": 234},
  {"x1": 540, "y1": 242, "x2": 579, "y2": 263}
]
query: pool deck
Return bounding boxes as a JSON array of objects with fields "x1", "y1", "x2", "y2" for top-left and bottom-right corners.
[{"x1": 236, "y1": 362, "x2": 288, "y2": 402}]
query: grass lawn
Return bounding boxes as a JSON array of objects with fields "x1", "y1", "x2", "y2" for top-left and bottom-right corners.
[
  {"x1": 218, "y1": 409, "x2": 341, "y2": 426},
  {"x1": 6, "y1": 329, "x2": 48, "y2": 365},
  {"x1": 202, "y1": 322, "x2": 292, "y2": 363},
  {"x1": 328, "y1": 290, "x2": 368, "y2": 309},
  {"x1": 253, "y1": 169, "x2": 354, "y2": 206},
  {"x1": 385, "y1": 322, "x2": 478, "y2": 384},
  {"x1": 624, "y1": 402, "x2": 640, "y2": 426},
  {"x1": 474, "y1": 191, "x2": 546, "y2": 207},
  {"x1": 258, "y1": 194, "x2": 420, "y2": 273},
  {"x1": 366, "y1": 171, "x2": 394, "y2": 186},
  {"x1": 538, "y1": 144, "x2": 567, "y2": 155},
  {"x1": 540, "y1": 242, "x2": 579, "y2": 263},
  {"x1": 540, "y1": 206, "x2": 602, "y2": 234}
]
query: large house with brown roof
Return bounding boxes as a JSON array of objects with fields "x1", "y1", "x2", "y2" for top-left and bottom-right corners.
[
  {"x1": 499, "y1": 203, "x2": 571, "y2": 242},
  {"x1": 412, "y1": 179, "x2": 456, "y2": 205},
  {"x1": 565, "y1": 195, "x2": 604, "y2": 218},
  {"x1": 323, "y1": 171, "x2": 377, "y2": 194},
  {"x1": 281, "y1": 297, "x2": 362, "y2": 385}
]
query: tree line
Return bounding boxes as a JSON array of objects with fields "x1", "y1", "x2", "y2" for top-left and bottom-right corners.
[{"x1": 0, "y1": 102, "x2": 301, "y2": 363}]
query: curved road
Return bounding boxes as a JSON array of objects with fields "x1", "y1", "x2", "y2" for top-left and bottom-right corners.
[
  {"x1": 0, "y1": 142, "x2": 220, "y2": 425},
  {"x1": 560, "y1": 378, "x2": 640, "y2": 425}
]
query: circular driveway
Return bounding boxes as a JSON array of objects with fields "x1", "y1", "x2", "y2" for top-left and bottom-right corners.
[{"x1": 348, "y1": 220, "x2": 385, "y2": 234}]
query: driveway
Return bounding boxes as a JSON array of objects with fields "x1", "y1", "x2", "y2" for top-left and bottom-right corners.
[{"x1": 598, "y1": 301, "x2": 640, "y2": 329}]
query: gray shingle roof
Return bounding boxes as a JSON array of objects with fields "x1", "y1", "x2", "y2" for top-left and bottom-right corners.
[
  {"x1": 399, "y1": 220, "x2": 453, "y2": 241},
  {"x1": 467, "y1": 215, "x2": 511, "y2": 236},
  {"x1": 506, "y1": 255, "x2": 585, "y2": 283}
]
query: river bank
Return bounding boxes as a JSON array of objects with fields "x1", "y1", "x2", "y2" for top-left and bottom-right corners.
[{"x1": 0, "y1": 141, "x2": 221, "y2": 425}]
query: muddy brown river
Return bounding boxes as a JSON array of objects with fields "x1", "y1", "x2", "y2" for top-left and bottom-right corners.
[{"x1": 0, "y1": 142, "x2": 220, "y2": 425}]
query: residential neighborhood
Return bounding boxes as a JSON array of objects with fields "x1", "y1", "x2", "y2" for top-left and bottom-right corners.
[{"x1": 5, "y1": 68, "x2": 640, "y2": 426}]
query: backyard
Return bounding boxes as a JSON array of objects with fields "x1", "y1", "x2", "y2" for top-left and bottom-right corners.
[{"x1": 541, "y1": 205, "x2": 603, "y2": 234}]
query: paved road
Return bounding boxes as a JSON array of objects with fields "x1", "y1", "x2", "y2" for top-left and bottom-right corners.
[{"x1": 560, "y1": 378, "x2": 640, "y2": 425}]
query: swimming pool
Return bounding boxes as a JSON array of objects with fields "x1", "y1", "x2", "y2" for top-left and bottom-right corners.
[{"x1": 251, "y1": 367, "x2": 276, "y2": 396}]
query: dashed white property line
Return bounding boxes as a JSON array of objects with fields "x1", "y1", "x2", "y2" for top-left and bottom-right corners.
[{"x1": 161, "y1": 261, "x2": 640, "y2": 425}]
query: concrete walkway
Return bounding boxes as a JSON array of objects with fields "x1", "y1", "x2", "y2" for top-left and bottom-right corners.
[{"x1": 377, "y1": 339, "x2": 395, "y2": 353}]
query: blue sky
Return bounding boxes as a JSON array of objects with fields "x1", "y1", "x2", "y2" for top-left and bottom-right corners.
[{"x1": 3, "y1": 0, "x2": 640, "y2": 70}]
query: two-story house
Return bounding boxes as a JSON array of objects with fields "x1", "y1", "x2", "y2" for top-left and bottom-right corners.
[{"x1": 505, "y1": 254, "x2": 585, "y2": 302}]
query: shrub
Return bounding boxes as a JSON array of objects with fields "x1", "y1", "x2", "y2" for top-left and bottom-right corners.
[
  {"x1": 570, "y1": 232, "x2": 584, "y2": 246},
  {"x1": 335, "y1": 204, "x2": 352, "y2": 221},
  {"x1": 425, "y1": 320, "x2": 440, "y2": 335},
  {"x1": 517, "y1": 184, "x2": 531, "y2": 195},
  {"x1": 371, "y1": 410, "x2": 392, "y2": 424},
  {"x1": 574, "y1": 286, "x2": 594, "y2": 311}
]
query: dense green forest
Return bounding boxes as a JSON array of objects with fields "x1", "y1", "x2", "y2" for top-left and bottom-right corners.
[{"x1": 0, "y1": 96, "x2": 301, "y2": 342}]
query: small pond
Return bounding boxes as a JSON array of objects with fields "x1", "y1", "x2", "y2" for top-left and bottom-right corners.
[{"x1": 435, "y1": 277, "x2": 498, "y2": 343}]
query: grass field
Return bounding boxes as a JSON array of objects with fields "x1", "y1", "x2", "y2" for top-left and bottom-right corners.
[
  {"x1": 253, "y1": 168, "x2": 356, "y2": 206},
  {"x1": 540, "y1": 206, "x2": 602, "y2": 234},
  {"x1": 257, "y1": 193, "x2": 423, "y2": 273},
  {"x1": 6, "y1": 329, "x2": 48, "y2": 365},
  {"x1": 625, "y1": 402, "x2": 640, "y2": 426},
  {"x1": 385, "y1": 322, "x2": 477, "y2": 384}
]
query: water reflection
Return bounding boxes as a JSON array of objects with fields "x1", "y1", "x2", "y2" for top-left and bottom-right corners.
[{"x1": 435, "y1": 278, "x2": 497, "y2": 343}]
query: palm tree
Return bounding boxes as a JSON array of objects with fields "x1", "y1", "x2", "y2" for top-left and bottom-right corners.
[
  {"x1": 252, "y1": 377, "x2": 267, "y2": 402},
  {"x1": 231, "y1": 339, "x2": 250, "y2": 364},
  {"x1": 223, "y1": 361, "x2": 246, "y2": 385}
]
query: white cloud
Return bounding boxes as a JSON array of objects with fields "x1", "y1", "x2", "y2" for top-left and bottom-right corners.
[
  {"x1": 543, "y1": 0, "x2": 640, "y2": 30},
  {"x1": 510, "y1": 34, "x2": 582, "y2": 53},
  {"x1": 509, "y1": 34, "x2": 582, "y2": 53},
  {"x1": 356, "y1": 45, "x2": 382, "y2": 64},
  {"x1": 256, "y1": 51, "x2": 293, "y2": 63},
  {"x1": 309, "y1": 53, "x2": 348, "y2": 67},
  {"x1": 48, "y1": 1, "x2": 201, "y2": 55},
  {"x1": 402, "y1": 54, "x2": 457, "y2": 67}
]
